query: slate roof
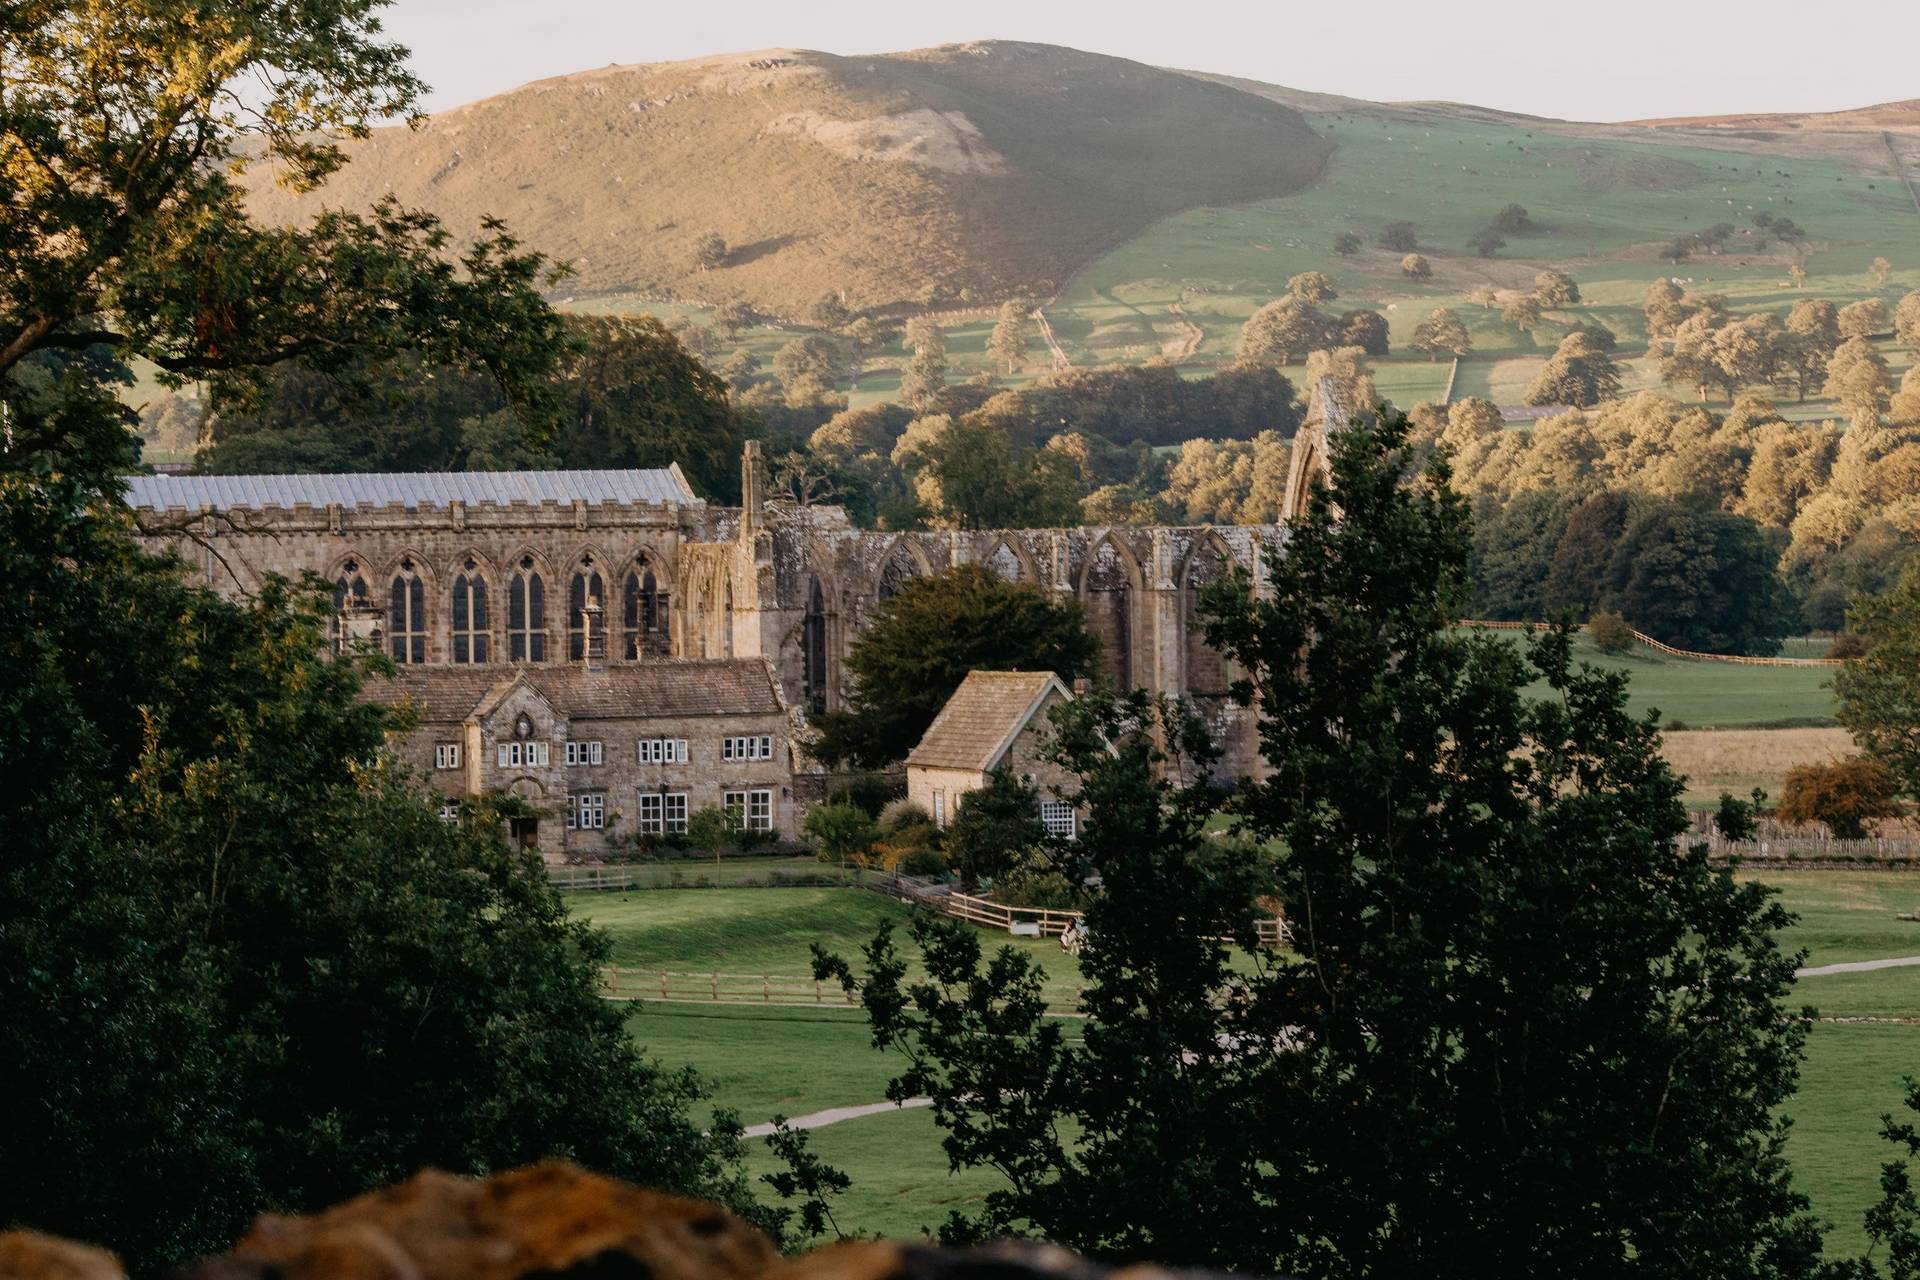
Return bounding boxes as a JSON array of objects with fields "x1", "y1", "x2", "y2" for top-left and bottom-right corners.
[
  {"x1": 906, "y1": 671, "x2": 1069, "y2": 774},
  {"x1": 122, "y1": 467, "x2": 700, "y2": 511},
  {"x1": 361, "y1": 660, "x2": 784, "y2": 724}
]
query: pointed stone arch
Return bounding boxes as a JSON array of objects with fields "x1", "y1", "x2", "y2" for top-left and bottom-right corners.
[
  {"x1": 981, "y1": 536, "x2": 1036, "y2": 585},
  {"x1": 447, "y1": 548, "x2": 499, "y2": 665},
  {"x1": 873, "y1": 536, "x2": 933, "y2": 601},
  {"x1": 620, "y1": 544, "x2": 674, "y2": 659},
  {"x1": 562, "y1": 545, "x2": 612, "y2": 662},
  {"x1": 1079, "y1": 532, "x2": 1143, "y2": 690},
  {"x1": 379, "y1": 549, "x2": 437, "y2": 665},
  {"x1": 502, "y1": 547, "x2": 555, "y2": 664},
  {"x1": 1179, "y1": 530, "x2": 1236, "y2": 698}
]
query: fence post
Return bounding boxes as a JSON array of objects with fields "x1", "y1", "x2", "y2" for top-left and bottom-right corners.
[{"x1": 711, "y1": 972, "x2": 718, "y2": 1001}]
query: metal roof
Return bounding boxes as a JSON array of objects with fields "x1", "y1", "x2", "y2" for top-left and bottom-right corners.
[{"x1": 122, "y1": 467, "x2": 701, "y2": 511}]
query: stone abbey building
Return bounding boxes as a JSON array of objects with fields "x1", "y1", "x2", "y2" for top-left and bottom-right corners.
[{"x1": 126, "y1": 384, "x2": 1342, "y2": 857}]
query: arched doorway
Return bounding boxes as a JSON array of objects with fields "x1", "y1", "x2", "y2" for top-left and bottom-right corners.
[{"x1": 1182, "y1": 538, "x2": 1233, "y2": 697}]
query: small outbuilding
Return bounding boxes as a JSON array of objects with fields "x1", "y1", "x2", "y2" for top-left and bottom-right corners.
[{"x1": 905, "y1": 670, "x2": 1080, "y2": 837}]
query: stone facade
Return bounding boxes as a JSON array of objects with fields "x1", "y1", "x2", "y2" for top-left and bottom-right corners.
[
  {"x1": 905, "y1": 671, "x2": 1083, "y2": 833},
  {"x1": 128, "y1": 395, "x2": 1338, "y2": 798},
  {"x1": 364, "y1": 659, "x2": 801, "y2": 861}
]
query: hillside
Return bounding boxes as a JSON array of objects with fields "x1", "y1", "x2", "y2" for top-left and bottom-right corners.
[{"x1": 244, "y1": 41, "x2": 1331, "y2": 315}]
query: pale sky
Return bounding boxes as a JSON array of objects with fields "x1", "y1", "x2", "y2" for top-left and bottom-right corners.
[{"x1": 379, "y1": 0, "x2": 1920, "y2": 123}]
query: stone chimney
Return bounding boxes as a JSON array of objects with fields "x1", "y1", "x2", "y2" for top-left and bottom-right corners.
[
  {"x1": 582, "y1": 594, "x2": 606, "y2": 671},
  {"x1": 742, "y1": 440, "x2": 766, "y2": 529}
]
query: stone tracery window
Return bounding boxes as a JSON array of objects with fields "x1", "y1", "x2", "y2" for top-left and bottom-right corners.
[
  {"x1": 451, "y1": 559, "x2": 489, "y2": 664},
  {"x1": 508, "y1": 557, "x2": 546, "y2": 663},
  {"x1": 623, "y1": 554, "x2": 670, "y2": 659},
  {"x1": 1084, "y1": 538, "x2": 1134, "y2": 689},
  {"x1": 333, "y1": 560, "x2": 369, "y2": 611},
  {"x1": 388, "y1": 558, "x2": 427, "y2": 664}
]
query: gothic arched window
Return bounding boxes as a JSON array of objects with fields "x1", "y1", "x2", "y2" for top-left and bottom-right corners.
[
  {"x1": 508, "y1": 557, "x2": 546, "y2": 663},
  {"x1": 623, "y1": 556, "x2": 670, "y2": 659},
  {"x1": 388, "y1": 559, "x2": 427, "y2": 664},
  {"x1": 333, "y1": 560, "x2": 369, "y2": 611},
  {"x1": 451, "y1": 560, "x2": 489, "y2": 664},
  {"x1": 567, "y1": 559, "x2": 605, "y2": 661}
]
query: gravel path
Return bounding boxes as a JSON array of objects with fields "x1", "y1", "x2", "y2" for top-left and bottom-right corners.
[
  {"x1": 1796, "y1": 955, "x2": 1920, "y2": 978},
  {"x1": 741, "y1": 1097, "x2": 934, "y2": 1139}
]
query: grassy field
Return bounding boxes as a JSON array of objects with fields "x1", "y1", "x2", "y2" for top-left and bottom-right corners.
[
  {"x1": 596, "y1": 871, "x2": 1920, "y2": 1250},
  {"x1": 1547, "y1": 638, "x2": 1840, "y2": 729}
]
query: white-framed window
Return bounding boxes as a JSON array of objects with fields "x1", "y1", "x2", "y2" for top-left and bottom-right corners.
[
  {"x1": 637, "y1": 791, "x2": 690, "y2": 835},
  {"x1": 568, "y1": 791, "x2": 606, "y2": 831},
  {"x1": 721, "y1": 734, "x2": 774, "y2": 762},
  {"x1": 434, "y1": 743, "x2": 461, "y2": 770},
  {"x1": 932, "y1": 790, "x2": 946, "y2": 828},
  {"x1": 1040, "y1": 800, "x2": 1077, "y2": 840},
  {"x1": 637, "y1": 738, "x2": 689, "y2": 765},
  {"x1": 438, "y1": 801, "x2": 460, "y2": 824},
  {"x1": 565, "y1": 740, "x2": 604, "y2": 767},
  {"x1": 495, "y1": 741, "x2": 550, "y2": 769},
  {"x1": 724, "y1": 788, "x2": 774, "y2": 833}
]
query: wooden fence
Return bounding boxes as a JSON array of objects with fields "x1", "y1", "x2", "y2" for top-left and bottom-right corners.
[
  {"x1": 1460, "y1": 619, "x2": 1840, "y2": 668},
  {"x1": 932, "y1": 887, "x2": 1286, "y2": 948}
]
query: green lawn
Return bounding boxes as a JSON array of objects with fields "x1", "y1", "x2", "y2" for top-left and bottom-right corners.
[
  {"x1": 1502, "y1": 632, "x2": 1839, "y2": 727},
  {"x1": 593, "y1": 871, "x2": 1920, "y2": 1248},
  {"x1": 567, "y1": 886, "x2": 1065, "y2": 977}
]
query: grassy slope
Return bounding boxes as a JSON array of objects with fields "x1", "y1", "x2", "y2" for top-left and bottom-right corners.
[
  {"x1": 244, "y1": 43, "x2": 1328, "y2": 316},
  {"x1": 1509, "y1": 633, "x2": 1838, "y2": 728},
  {"x1": 595, "y1": 873, "x2": 1920, "y2": 1249}
]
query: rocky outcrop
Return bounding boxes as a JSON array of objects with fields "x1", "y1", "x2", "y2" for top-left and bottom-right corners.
[{"x1": 0, "y1": 1163, "x2": 1244, "y2": 1280}]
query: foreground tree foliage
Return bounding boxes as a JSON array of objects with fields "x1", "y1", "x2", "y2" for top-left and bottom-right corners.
[
  {"x1": 808, "y1": 566, "x2": 1097, "y2": 768},
  {"x1": 0, "y1": 1, "x2": 767, "y2": 1266},
  {"x1": 825, "y1": 409, "x2": 1825, "y2": 1279}
]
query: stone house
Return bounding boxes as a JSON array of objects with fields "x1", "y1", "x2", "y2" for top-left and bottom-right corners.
[
  {"x1": 364, "y1": 651, "x2": 801, "y2": 862},
  {"x1": 905, "y1": 671, "x2": 1082, "y2": 837}
]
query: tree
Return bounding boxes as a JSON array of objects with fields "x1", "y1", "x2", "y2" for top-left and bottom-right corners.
[
  {"x1": 1602, "y1": 498, "x2": 1794, "y2": 655},
  {"x1": 829, "y1": 410, "x2": 1825, "y2": 1274},
  {"x1": 1587, "y1": 608, "x2": 1635, "y2": 653},
  {"x1": 1287, "y1": 271, "x2": 1337, "y2": 304},
  {"x1": 803, "y1": 800, "x2": 878, "y2": 864},
  {"x1": 901, "y1": 317, "x2": 948, "y2": 410},
  {"x1": 943, "y1": 765, "x2": 1049, "y2": 887},
  {"x1": 1895, "y1": 291, "x2": 1920, "y2": 353},
  {"x1": 807, "y1": 293, "x2": 851, "y2": 330},
  {"x1": 1525, "y1": 332, "x2": 1623, "y2": 408},
  {"x1": 1491, "y1": 202, "x2": 1538, "y2": 235},
  {"x1": 1333, "y1": 231, "x2": 1364, "y2": 256},
  {"x1": 808, "y1": 566, "x2": 1097, "y2": 768},
  {"x1": 1838, "y1": 298, "x2": 1888, "y2": 339},
  {"x1": 1400, "y1": 252, "x2": 1432, "y2": 280},
  {"x1": 1823, "y1": 336, "x2": 1893, "y2": 425},
  {"x1": 1336, "y1": 309, "x2": 1391, "y2": 357},
  {"x1": 692, "y1": 231, "x2": 730, "y2": 271},
  {"x1": 1787, "y1": 298, "x2": 1843, "y2": 353},
  {"x1": 1776, "y1": 757, "x2": 1899, "y2": 838},
  {"x1": 1532, "y1": 268, "x2": 1581, "y2": 308},
  {"x1": 1787, "y1": 263, "x2": 1808, "y2": 290},
  {"x1": 1379, "y1": 220, "x2": 1420, "y2": 252},
  {"x1": 1237, "y1": 298, "x2": 1329, "y2": 366},
  {"x1": 1469, "y1": 285, "x2": 1499, "y2": 310},
  {"x1": 1871, "y1": 256, "x2": 1893, "y2": 286},
  {"x1": 0, "y1": 9, "x2": 566, "y2": 415},
  {"x1": 1466, "y1": 227, "x2": 1507, "y2": 258},
  {"x1": 987, "y1": 301, "x2": 1033, "y2": 376},
  {"x1": 0, "y1": 5, "x2": 762, "y2": 1266},
  {"x1": 774, "y1": 334, "x2": 844, "y2": 395},
  {"x1": 719, "y1": 348, "x2": 761, "y2": 394},
  {"x1": 1304, "y1": 346, "x2": 1378, "y2": 414},
  {"x1": 552, "y1": 316, "x2": 745, "y2": 497},
  {"x1": 1643, "y1": 278, "x2": 1688, "y2": 338},
  {"x1": 917, "y1": 417, "x2": 1081, "y2": 532},
  {"x1": 1502, "y1": 293, "x2": 1544, "y2": 334},
  {"x1": 1409, "y1": 307, "x2": 1471, "y2": 360},
  {"x1": 1835, "y1": 562, "x2": 1920, "y2": 801}
]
